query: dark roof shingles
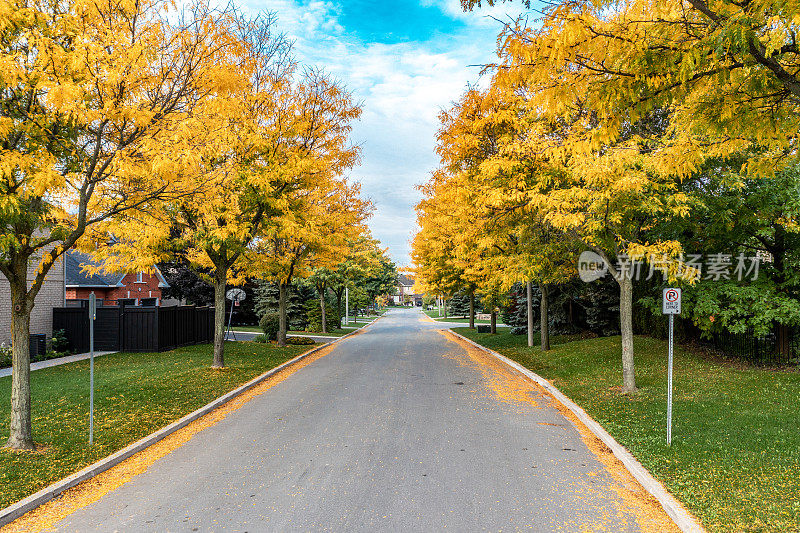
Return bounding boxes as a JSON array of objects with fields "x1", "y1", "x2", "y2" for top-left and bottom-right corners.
[{"x1": 65, "y1": 251, "x2": 118, "y2": 287}]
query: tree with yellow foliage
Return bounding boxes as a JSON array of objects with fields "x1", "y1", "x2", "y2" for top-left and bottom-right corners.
[
  {"x1": 417, "y1": 67, "x2": 687, "y2": 392},
  {"x1": 464, "y1": 0, "x2": 800, "y2": 178},
  {"x1": 415, "y1": 87, "x2": 580, "y2": 350},
  {"x1": 413, "y1": 88, "x2": 512, "y2": 330},
  {"x1": 310, "y1": 232, "x2": 388, "y2": 333},
  {"x1": 459, "y1": 0, "x2": 800, "y2": 392},
  {"x1": 96, "y1": 14, "x2": 363, "y2": 367},
  {"x1": 0, "y1": 0, "x2": 233, "y2": 450},
  {"x1": 411, "y1": 170, "x2": 474, "y2": 323},
  {"x1": 253, "y1": 180, "x2": 371, "y2": 345}
]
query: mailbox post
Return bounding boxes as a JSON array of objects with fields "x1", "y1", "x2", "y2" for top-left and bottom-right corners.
[{"x1": 662, "y1": 287, "x2": 681, "y2": 445}]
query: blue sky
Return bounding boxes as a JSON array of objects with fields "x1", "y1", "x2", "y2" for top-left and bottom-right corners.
[
  {"x1": 241, "y1": 0, "x2": 525, "y2": 267},
  {"x1": 337, "y1": 1, "x2": 466, "y2": 43}
]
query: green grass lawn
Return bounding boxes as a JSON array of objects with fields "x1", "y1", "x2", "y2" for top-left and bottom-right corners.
[
  {"x1": 0, "y1": 341, "x2": 309, "y2": 509},
  {"x1": 236, "y1": 319, "x2": 374, "y2": 337},
  {"x1": 289, "y1": 328, "x2": 354, "y2": 338},
  {"x1": 435, "y1": 317, "x2": 505, "y2": 325},
  {"x1": 455, "y1": 328, "x2": 800, "y2": 532},
  {"x1": 422, "y1": 309, "x2": 504, "y2": 325},
  {"x1": 350, "y1": 313, "x2": 381, "y2": 320},
  {"x1": 232, "y1": 325, "x2": 262, "y2": 333}
]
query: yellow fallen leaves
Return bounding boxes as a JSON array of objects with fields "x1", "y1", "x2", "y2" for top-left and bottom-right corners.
[
  {"x1": 441, "y1": 330, "x2": 683, "y2": 533},
  {"x1": 1, "y1": 343, "x2": 337, "y2": 533}
]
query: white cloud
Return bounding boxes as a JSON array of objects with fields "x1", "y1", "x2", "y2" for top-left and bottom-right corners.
[
  {"x1": 240, "y1": 0, "x2": 523, "y2": 266},
  {"x1": 422, "y1": 0, "x2": 525, "y2": 27}
]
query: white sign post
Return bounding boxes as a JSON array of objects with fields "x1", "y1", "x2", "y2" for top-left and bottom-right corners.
[
  {"x1": 88, "y1": 292, "x2": 96, "y2": 445},
  {"x1": 662, "y1": 287, "x2": 681, "y2": 445},
  {"x1": 345, "y1": 287, "x2": 349, "y2": 326}
]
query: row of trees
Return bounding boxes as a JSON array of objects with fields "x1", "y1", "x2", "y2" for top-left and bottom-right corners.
[
  {"x1": 414, "y1": 0, "x2": 800, "y2": 392},
  {"x1": 0, "y1": 1, "x2": 379, "y2": 450},
  {"x1": 253, "y1": 242, "x2": 396, "y2": 334}
]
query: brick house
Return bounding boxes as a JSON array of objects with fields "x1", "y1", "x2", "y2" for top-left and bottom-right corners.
[
  {"x1": 0, "y1": 251, "x2": 66, "y2": 345},
  {"x1": 65, "y1": 250, "x2": 169, "y2": 307}
]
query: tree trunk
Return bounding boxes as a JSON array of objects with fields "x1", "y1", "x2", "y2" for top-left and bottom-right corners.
[
  {"x1": 619, "y1": 276, "x2": 636, "y2": 393},
  {"x1": 212, "y1": 269, "x2": 226, "y2": 368},
  {"x1": 490, "y1": 310, "x2": 497, "y2": 334},
  {"x1": 335, "y1": 288, "x2": 344, "y2": 328},
  {"x1": 277, "y1": 281, "x2": 288, "y2": 347},
  {"x1": 469, "y1": 290, "x2": 475, "y2": 329},
  {"x1": 540, "y1": 284, "x2": 550, "y2": 352},
  {"x1": 526, "y1": 281, "x2": 534, "y2": 348},
  {"x1": 319, "y1": 286, "x2": 327, "y2": 335},
  {"x1": 6, "y1": 282, "x2": 35, "y2": 450},
  {"x1": 776, "y1": 324, "x2": 790, "y2": 357},
  {"x1": 444, "y1": 298, "x2": 448, "y2": 319}
]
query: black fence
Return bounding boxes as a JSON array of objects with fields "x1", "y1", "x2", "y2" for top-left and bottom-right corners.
[
  {"x1": 633, "y1": 308, "x2": 799, "y2": 367},
  {"x1": 53, "y1": 306, "x2": 215, "y2": 354},
  {"x1": 702, "y1": 326, "x2": 800, "y2": 366}
]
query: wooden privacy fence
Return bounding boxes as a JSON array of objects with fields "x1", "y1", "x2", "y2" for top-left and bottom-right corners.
[{"x1": 53, "y1": 306, "x2": 215, "y2": 354}]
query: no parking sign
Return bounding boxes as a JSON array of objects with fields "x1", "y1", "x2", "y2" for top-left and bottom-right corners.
[{"x1": 662, "y1": 288, "x2": 681, "y2": 315}]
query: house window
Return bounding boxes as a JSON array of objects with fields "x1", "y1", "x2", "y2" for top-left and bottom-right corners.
[{"x1": 136, "y1": 272, "x2": 144, "y2": 283}]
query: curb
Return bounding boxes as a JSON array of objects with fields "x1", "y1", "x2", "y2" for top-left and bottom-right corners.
[
  {"x1": 0, "y1": 319, "x2": 380, "y2": 527},
  {"x1": 447, "y1": 329, "x2": 706, "y2": 533}
]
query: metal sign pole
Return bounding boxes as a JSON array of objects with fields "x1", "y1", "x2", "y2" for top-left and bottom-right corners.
[
  {"x1": 667, "y1": 313, "x2": 673, "y2": 445},
  {"x1": 662, "y1": 287, "x2": 680, "y2": 446},
  {"x1": 89, "y1": 292, "x2": 95, "y2": 446}
]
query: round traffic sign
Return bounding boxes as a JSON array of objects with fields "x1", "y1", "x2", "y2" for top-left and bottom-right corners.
[{"x1": 665, "y1": 288, "x2": 680, "y2": 302}]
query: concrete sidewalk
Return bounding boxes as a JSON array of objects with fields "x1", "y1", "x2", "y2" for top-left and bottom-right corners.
[{"x1": 0, "y1": 350, "x2": 117, "y2": 378}]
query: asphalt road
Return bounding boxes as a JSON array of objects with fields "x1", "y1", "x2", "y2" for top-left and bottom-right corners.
[{"x1": 48, "y1": 308, "x2": 669, "y2": 532}]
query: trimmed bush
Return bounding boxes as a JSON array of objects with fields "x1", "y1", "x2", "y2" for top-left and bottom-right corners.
[
  {"x1": 0, "y1": 342, "x2": 10, "y2": 368},
  {"x1": 50, "y1": 329, "x2": 70, "y2": 353},
  {"x1": 251, "y1": 334, "x2": 268, "y2": 343},
  {"x1": 259, "y1": 312, "x2": 280, "y2": 341}
]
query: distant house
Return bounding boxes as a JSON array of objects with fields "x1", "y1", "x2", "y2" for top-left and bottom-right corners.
[
  {"x1": 394, "y1": 274, "x2": 414, "y2": 305},
  {"x1": 65, "y1": 250, "x2": 169, "y2": 307},
  {"x1": 395, "y1": 274, "x2": 423, "y2": 307},
  {"x1": 0, "y1": 250, "x2": 65, "y2": 345}
]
